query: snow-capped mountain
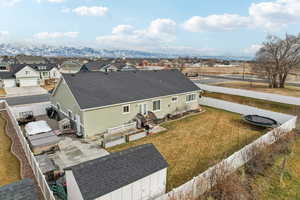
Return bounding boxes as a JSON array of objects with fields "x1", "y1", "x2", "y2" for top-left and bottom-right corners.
[
  {"x1": 0, "y1": 43, "x2": 252, "y2": 60},
  {"x1": 0, "y1": 43, "x2": 174, "y2": 58}
]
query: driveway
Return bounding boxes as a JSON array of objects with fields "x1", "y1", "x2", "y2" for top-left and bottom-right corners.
[{"x1": 5, "y1": 87, "x2": 48, "y2": 97}]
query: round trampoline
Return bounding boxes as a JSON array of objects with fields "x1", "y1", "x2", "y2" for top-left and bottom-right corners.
[{"x1": 242, "y1": 115, "x2": 279, "y2": 128}]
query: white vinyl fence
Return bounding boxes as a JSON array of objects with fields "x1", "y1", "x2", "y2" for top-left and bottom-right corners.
[
  {"x1": 107, "y1": 122, "x2": 136, "y2": 135},
  {"x1": 2, "y1": 101, "x2": 55, "y2": 200},
  {"x1": 154, "y1": 98, "x2": 297, "y2": 200},
  {"x1": 197, "y1": 83, "x2": 300, "y2": 106},
  {"x1": 10, "y1": 102, "x2": 51, "y2": 119}
]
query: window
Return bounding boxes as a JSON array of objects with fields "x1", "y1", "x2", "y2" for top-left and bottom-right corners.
[
  {"x1": 153, "y1": 100, "x2": 161, "y2": 111},
  {"x1": 0, "y1": 66, "x2": 7, "y2": 70},
  {"x1": 123, "y1": 105, "x2": 130, "y2": 114},
  {"x1": 186, "y1": 94, "x2": 196, "y2": 102},
  {"x1": 25, "y1": 71, "x2": 30, "y2": 75},
  {"x1": 42, "y1": 72, "x2": 48, "y2": 77},
  {"x1": 172, "y1": 97, "x2": 178, "y2": 102}
]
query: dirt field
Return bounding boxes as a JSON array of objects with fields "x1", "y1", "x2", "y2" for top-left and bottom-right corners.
[
  {"x1": 182, "y1": 65, "x2": 252, "y2": 75},
  {"x1": 109, "y1": 107, "x2": 265, "y2": 191},
  {"x1": 0, "y1": 115, "x2": 21, "y2": 186},
  {"x1": 212, "y1": 81, "x2": 300, "y2": 98}
]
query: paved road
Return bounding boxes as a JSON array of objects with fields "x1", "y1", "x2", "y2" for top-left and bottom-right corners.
[
  {"x1": 194, "y1": 74, "x2": 300, "y2": 87},
  {"x1": 0, "y1": 94, "x2": 50, "y2": 106}
]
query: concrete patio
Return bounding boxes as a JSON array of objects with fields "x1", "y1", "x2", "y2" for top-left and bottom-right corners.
[
  {"x1": 5, "y1": 87, "x2": 48, "y2": 98},
  {"x1": 48, "y1": 135, "x2": 109, "y2": 169}
]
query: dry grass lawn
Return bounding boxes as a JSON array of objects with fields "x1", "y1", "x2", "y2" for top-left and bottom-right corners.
[
  {"x1": 109, "y1": 107, "x2": 265, "y2": 191},
  {"x1": 0, "y1": 88, "x2": 7, "y2": 96},
  {"x1": 0, "y1": 115, "x2": 21, "y2": 186},
  {"x1": 213, "y1": 81, "x2": 300, "y2": 98}
]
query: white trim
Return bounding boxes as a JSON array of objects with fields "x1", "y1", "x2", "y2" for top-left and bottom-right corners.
[
  {"x1": 138, "y1": 103, "x2": 148, "y2": 115},
  {"x1": 122, "y1": 104, "x2": 130, "y2": 114},
  {"x1": 186, "y1": 93, "x2": 197, "y2": 103},
  {"x1": 152, "y1": 99, "x2": 161, "y2": 112},
  {"x1": 82, "y1": 90, "x2": 201, "y2": 112}
]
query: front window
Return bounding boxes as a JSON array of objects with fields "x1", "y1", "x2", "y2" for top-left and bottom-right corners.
[
  {"x1": 25, "y1": 71, "x2": 30, "y2": 75},
  {"x1": 186, "y1": 94, "x2": 196, "y2": 102},
  {"x1": 172, "y1": 97, "x2": 178, "y2": 102},
  {"x1": 153, "y1": 100, "x2": 161, "y2": 111},
  {"x1": 42, "y1": 72, "x2": 49, "y2": 77},
  {"x1": 123, "y1": 105, "x2": 130, "y2": 114}
]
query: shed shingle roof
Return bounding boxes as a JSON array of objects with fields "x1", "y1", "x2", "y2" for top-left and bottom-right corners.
[
  {"x1": 68, "y1": 144, "x2": 168, "y2": 200},
  {"x1": 0, "y1": 179, "x2": 38, "y2": 200},
  {"x1": 62, "y1": 70, "x2": 200, "y2": 109}
]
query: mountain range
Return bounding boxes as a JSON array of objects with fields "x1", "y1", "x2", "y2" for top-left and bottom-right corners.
[{"x1": 0, "y1": 43, "x2": 252, "y2": 60}]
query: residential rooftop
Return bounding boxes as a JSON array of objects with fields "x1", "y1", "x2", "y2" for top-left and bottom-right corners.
[{"x1": 61, "y1": 69, "x2": 200, "y2": 109}]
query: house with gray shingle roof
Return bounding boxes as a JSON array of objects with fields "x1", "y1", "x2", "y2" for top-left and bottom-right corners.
[
  {"x1": 65, "y1": 144, "x2": 168, "y2": 200},
  {"x1": 0, "y1": 63, "x2": 60, "y2": 87},
  {"x1": 50, "y1": 70, "x2": 201, "y2": 138}
]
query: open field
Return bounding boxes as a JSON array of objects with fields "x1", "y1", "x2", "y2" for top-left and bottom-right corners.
[
  {"x1": 0, "y1": 115, "x2": 21, "y2": 186},
  {"x1": 250, "y1": 134, "x2": 300, "y2": 200},
  {"x1": 212, "y1": 81, "x2": 300, "y2": 98},
  {"x1": 109, "y1": 107, "x2": 265, "y2": 191},
  {"x1": 182, "y1": 66, "x2": 252, "y2": 76},
  {"x1": 203, "y1": 92, "x2": 300, "y2": 129}
]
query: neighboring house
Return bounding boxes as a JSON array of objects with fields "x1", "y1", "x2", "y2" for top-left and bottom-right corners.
[
  {"x1": 66, "y1": 144, "x2": 168, "y2": 200},
  {"x1": 0, "y1": 56, "x2": 15, "y2": 71},
  {"x1": 0, "y1": 178, "x2": 38, "y2": 200},
  {"x1": 51, "y1": 70, "x2": 201, "y2": 138},
  {"x1": 16, "y1": 55, "x2": 47, "y2": 64},
  {"x1": 0, "y1": 64, "x2": 60, "y2": 88},
  {"x1": 81, "y1": 61, "x2": 112, "y2": 72},
  {"x1": 82, "y1": 61, "x2": 137, "y2": 73},
  {"x1": 103, "y1": 63, "x2": 137, "y2": 72},
  {"x1": 59, "y1": 60, "x2": 84, "y2": 73}
]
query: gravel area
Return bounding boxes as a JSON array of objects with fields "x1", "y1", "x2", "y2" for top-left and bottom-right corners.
[{"x1": 1, "y1": 111, "x2": 45, "y2": 200}]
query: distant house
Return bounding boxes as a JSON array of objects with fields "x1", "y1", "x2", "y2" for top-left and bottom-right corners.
[
  {"x1": 0, "y1": 63, "x2": 60, "y2": 87},
  {"x1": 51, "y1": 70, "x2": 201, "y2": 138},
  {"x1": 66, "y1": 144, "x2": 168, "y2": 200},
  {"x1": 16, "y1": 55, "x2": 47, "y2": 64},
  {"x1": 59, "y1": 60, "x2": 84, "y2": 73},
  {"x1": 0, "y1": 179, "x2": 38, "y2": 200},
  {"x1": 0, "y1": 56, "x2": 15, "y2": 71},
  {"x1": 81, "y1": 61, "x2": 112, "y2": 72},
  {"x1": 82, "y1": 61, "x2": 137, "y2": 72}
]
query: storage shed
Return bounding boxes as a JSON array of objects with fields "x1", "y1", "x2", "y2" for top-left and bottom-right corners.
[{"x1": 66, "y1": 144, "x2": 168, "y2": 200}]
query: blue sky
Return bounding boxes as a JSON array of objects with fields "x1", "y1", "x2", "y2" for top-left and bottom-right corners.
[{"x1": 0, "y1": 0, "x2": 300, "y2": 56}]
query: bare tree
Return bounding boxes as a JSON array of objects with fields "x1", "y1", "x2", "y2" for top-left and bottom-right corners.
[{"x1": 253, "y1": 33, "x2": 300, "y2": 88}]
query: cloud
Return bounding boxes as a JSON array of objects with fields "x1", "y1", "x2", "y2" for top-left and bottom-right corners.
[
  {"x1": 61, "y1": 8, "x2": 71, "y2": 13},
  {"x1": 183, "y1": 0, "x2": 300, "y2": 32},
  {"x1": 183, "y1": 14, "x2": 250, "y2": 32},
  {"x1": 37, "y1": 0, "x2": 64, "y2": 3},
  {"x1": 243, "y1": 44, "x2": 263, "y2": 55},
  {"x1": 249, "y1": 0, "x2": 300, "y2": 30},
  {"x1": 96, "y1": 19, "x2": 177, "y2": 50},
  {"x1": 0, "y1": 31, "x2": 8, "y2": 37},
  {"x1": 72, "y1": 6, "x2": 108, "y2": 16},
  {"x1": 34, "y1": 32, "x2": 79, "y2": 39},
  {"x1": 0, "y1": 0, "x2": 21, "y2": 7}
]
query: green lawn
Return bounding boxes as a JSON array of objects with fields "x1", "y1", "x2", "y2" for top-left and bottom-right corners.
[{"x1": 109, "y1": 107, "x2": 265, "y2": 191}]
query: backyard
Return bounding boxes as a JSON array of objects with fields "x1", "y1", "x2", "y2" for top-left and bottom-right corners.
[
  {"x1": 212, "y1": 81, "x2": 300, "y2": 98},
  {"x1": 109, "y1": 107, "x2": 265, "y2": 191},
  {"x1": 0, "y1": 114, "x2": 21, "y2": 186},
  {"x1": 203, "y1": 92, "x2": 300, "y2": 129}
]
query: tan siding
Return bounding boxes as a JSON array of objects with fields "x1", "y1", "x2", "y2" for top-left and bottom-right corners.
[
  {"x1": 50, "y1": 79, "x2": 82, "y2": 123},
  {"x1": 83, "y1": 92, "x2": 199, "y2": 137}
]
